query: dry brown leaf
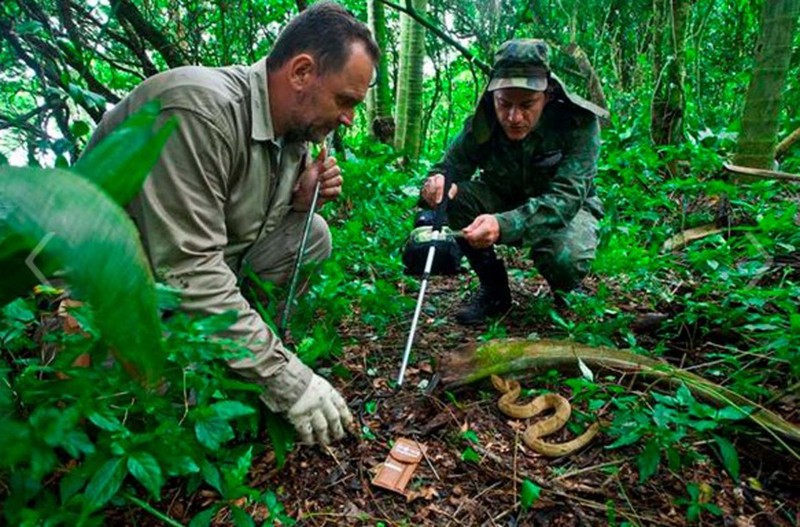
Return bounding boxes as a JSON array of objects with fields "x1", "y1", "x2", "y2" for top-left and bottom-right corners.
[{"x1": 405, "y1": 486, "x2": 439, "y2": 503}]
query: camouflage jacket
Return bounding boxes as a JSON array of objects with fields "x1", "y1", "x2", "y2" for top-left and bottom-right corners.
[{"x1": 432, "y1": 95, "x2": 603, "y2": 246}]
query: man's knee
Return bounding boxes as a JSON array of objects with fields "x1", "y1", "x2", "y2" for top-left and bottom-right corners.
[
  {"x1": 552, "y1": 247, "x2": 594, "y2": 290},
  {"x1": 241, "y1": 212, "x2": 331, "y2": 287},
  {"x1": 535, "y1": 244, "x2": 594, "y2": 292},
  {"x1": 531, "y1": 213, "x2": 598, "y2": 292}
]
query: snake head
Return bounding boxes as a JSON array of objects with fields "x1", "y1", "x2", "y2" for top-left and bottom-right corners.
[
  {"x1": 490, "y1": 374, "x2": 508, "y2": 392},
  {"x1": 490, "y1": 374, "x2": 522, "y2": 394}
]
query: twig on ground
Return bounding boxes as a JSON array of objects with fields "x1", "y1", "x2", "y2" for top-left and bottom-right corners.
[
  {"x1": 323, "y1": 444, "x2": 345, "y2": 473},
  {"x1": 552, "y1": 458, "x2": 630, "y2": 481},
  {"x1": 415, "y1": 437, "x2": 441, "y2": 481}
]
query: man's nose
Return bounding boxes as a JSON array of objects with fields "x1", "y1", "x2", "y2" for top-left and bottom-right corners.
[{"x1": 508, "y1": 107, "x2": 523, "y2": 123}]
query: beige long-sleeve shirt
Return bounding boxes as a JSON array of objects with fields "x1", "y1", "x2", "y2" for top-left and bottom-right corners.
[{"x1": 84, "y1": 58, "x2": 312, "y2": 410}]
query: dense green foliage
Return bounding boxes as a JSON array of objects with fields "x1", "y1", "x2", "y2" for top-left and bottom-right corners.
[{"x1": 1, "y1": 0, "x2": 798, "y2": 525}]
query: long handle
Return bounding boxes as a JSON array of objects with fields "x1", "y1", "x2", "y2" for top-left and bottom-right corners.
[
  {"x1": 397, "y1": 166, "x2": 453, "y2": 386},
  {"x1": 279, "y1": 140, "x2": 330, "y2": 340},
  {"x1": 397, "y1": 247, "x2": 435, "y2": 386},
  {"x1": 279, "y1": 180, "x2": 320, "y2": 340}
]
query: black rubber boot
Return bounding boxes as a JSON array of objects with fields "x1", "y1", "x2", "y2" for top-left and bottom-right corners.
[{"x1": 455, "y1": 242, "x2": 512, "y2": 325}]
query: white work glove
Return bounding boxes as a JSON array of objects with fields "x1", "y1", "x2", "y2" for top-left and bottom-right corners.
[{"x1": 286, "y1": 373, "x2": 354, "y2": 445}]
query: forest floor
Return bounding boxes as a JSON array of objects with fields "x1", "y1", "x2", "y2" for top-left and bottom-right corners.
[{"x1": 123, "y1": 251, "x2": 800, "y2": 527}]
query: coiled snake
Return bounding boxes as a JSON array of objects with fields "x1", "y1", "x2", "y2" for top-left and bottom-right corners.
[{"x1": 491, "y1": 375, "x2": 600, "y2": 457}]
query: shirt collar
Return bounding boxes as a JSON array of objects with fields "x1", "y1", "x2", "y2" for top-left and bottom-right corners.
[{"x1": 248, "y1": 57, "x2": 275, "y2": 142}]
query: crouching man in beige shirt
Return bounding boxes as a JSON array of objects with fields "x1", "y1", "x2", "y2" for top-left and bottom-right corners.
[{"x1": 83, "y1": 1, "x2": 379, "y2": 446}]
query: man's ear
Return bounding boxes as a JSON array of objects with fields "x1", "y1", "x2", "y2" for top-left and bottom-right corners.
[{"x1": 288, "y1": 53, "x2": 317, "y2": 89}]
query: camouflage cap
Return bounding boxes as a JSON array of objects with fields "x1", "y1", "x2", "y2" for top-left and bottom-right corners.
[
  {"x1": 483, "y1": 38, "x2": 610, "y2": 119},
  {"x1": 487, "y1": 39, "x2": 550, "y2": 92}
]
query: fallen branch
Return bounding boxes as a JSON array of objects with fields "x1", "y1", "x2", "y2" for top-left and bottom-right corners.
[
  {"x1": 661, "y1": 222, "x2": 723, "y2": 252},
  {"x1": 776, "y1": 126, "x2": 800, "y2": 159},
  {"x1": 440, "y1": 339, "x2": 800, "y2": 455},
  {"x1": 723, "y1": 162, "x2": 800, "y2": 183}
]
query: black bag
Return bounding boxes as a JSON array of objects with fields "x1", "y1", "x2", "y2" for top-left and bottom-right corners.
[{"x1": 402, "y1": 210, "x2": 463, "y2": 276}]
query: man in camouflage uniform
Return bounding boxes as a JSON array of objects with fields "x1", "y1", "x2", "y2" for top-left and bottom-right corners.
[{"x1": 420, "y1": 39, "x2": 608, "y2": 325}]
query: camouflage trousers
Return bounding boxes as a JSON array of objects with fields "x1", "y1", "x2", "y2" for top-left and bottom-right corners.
[{"x1": 447, "y1": 181, "x2": 599, "y2": 292}]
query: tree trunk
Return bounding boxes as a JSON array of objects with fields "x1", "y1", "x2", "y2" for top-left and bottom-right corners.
[
  {"x1": 733, "y1": 0, "x2": 800, "y2": 173},
  {"x1": 367, "y1": 0, "x2": 395, "y2": 144},
  {"x1": 394, "y1": 0, "x2": 427, "y2": 161},
  {"x1": 650, "y1": 0, "x2": 691, "y2": 155}
]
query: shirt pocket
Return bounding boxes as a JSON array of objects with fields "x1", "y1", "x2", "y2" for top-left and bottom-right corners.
[{"x1": 526, "y1": 149, "x2": 563, "y2": 194}]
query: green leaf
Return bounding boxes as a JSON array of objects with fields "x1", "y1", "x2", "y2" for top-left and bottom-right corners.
[
  {"x1": 666, "y1": 446, "x2": 682, "y2": 472},
  {"x1": 30, "y1": 445, "x2": 58, "y2": 481},
  {"x1": 127, "y1": 451, "x2": 164, "y2": 499},
  {"x1": 199, "y1": 458, "x2": 222, "y2": 493},
  {"x1": 195, "y1": 417, "x2": 234, "y2": 450},
  {"x1": 85, "y1": 457, "x2": 127, "y2": 509},
  {"x1": 0, "y1": 166, "x2": 164, "y2": 380},
  {"x1": 61, "y1": 429, "x2": 96, "y2": 458},
  {"x1": 211, "y1": 400, "x2": 256, "y2": 420},
  {"x1": 73, "y1": 101, "x2": 177, "y2": 206},
  {"x1": 165, "y1": 454, "x2": 200, "y2": 476},
  {"x1": 189, "y1": 507, "x2": 217, "y2": 527},
  {"x1": 460, "y1": 446, "x2": 480, "y2": 464},
  {"x1": 226, "y1": 446, "x2": 253, "y2": 489},
  {"x1": 675, "y1": 384, "x2": 695, "y2": 406},
  {"x1": 577, "y1": 357, "x2": 594, "y2": 382},
  {"x1": 519, "y1": 479, "x2": 541, "y2": 511},
  {"x1": 637, "y1": 439, "x2": 660, "y2": 482},
  {"x1": 606, "y1": 427, "x2": 643, "y2": 449},
  {"x1": 88, "y1": 412, "x2": 125, "y2": 432},
  {"x1": 461, "y1": 429, "x2": 479, "y2": 444},
  {"x1": 264, "y1": 410, "x2": 293, "y2": 469},
  {"x1": 713, "y1": 435, "x2": 740, "y2": 481},
  {"x1": 230, "y1": 506, "x2": 255, "y2": 527},
  {"x1": 716, "y1": 405, "x2": 750, "y2": 421},
  {"x1": 60, "y1": 466, "x2": 88, "y2": 502}
]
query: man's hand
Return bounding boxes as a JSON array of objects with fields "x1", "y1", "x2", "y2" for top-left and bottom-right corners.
[
  {"x1": 420, "y1": 173, "x2": 458, "y2": 207},
  {"x1": 293, "y1": 147, "x2": 343, "y2": 211},
  {"x1": 285, "y1": 373, "x2": 354, "y2": 445},
  {"x1": 462, "y1": 214, "x2": 500, "y2": 248}
]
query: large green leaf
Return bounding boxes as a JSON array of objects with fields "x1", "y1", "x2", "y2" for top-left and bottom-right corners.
[
  {"x1": 210, "y1": 400, "x2": 257, "y2": 420},
  {"x1": 73, "y1": 101, "x2": 178, "y2": 206},
  {"x1": 195, "y1": 417, "x2": 234, "y2": 450},
  {"x1": 85, "y1": 457, "x2": 127, "y2": 510},
  {"x1": 0, "y1": 166, "x2": 163, "y2": 380},
  {"x1": 127, "y1": 451, "x2": 164, "y2": 499},
  {"x1": 0, "y1": 102, "x2": 174, "y2": 304}
]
